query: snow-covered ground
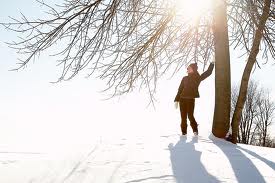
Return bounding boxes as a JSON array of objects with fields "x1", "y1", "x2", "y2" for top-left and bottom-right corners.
[{"x1": 1, "y1": 129, "x2": 274, "y2": 183}]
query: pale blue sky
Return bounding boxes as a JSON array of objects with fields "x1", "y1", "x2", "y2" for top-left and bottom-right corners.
[{"x1": 0, "y1": 0, "x2": 274, "y2": 150}]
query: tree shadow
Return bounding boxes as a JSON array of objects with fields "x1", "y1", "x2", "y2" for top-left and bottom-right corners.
[
  {"x1": 237, "y1": 146, "x2": 275, "y2": 171},
  {"x1": 210, "y1": 136, "x2": 267, "y2": 183},
  {"x1": 169, "y1": 136, "x2": 220, "y2": 183}
]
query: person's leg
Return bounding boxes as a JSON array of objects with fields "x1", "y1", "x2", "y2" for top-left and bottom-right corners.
[
  {"x1": 179, "y1": 99, "x2": 188, "y2": 135},
  {"x1": 187, "y1": 99, "x2": 198, "y2": 133}
]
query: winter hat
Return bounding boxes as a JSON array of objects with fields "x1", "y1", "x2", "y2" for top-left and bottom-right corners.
[{"x1": 188, "y1": 63, "x2": 198, "y2": 71}]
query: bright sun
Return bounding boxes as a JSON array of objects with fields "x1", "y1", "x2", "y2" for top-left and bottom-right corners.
[{"x1": 174, "y1": 0, "x2": 213, "y2": 24}]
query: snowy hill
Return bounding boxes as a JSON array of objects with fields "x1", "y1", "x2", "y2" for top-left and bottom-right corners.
[{"x1": 1, "y1": 132, "x2": 274, "y2": 183}]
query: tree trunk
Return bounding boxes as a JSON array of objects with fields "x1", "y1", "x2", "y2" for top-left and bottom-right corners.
[
  {"x1": 263, "y1": 119, "x2": 268, "y2": 146},
  {"x1": 212, "y1": 0, "x2": 231, "y2": 138},
  {"x1": 231, "y1": 0, "x2": 271, "y2": 144}
]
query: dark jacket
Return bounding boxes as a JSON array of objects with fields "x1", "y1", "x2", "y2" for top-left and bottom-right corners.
[{"x1": 174, "y1": 63, "x2": 214, "y2": 101}]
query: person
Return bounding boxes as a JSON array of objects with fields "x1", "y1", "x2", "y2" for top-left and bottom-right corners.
[{"x1": 174, "y1": 62, "x2": 214, "y2": 136}]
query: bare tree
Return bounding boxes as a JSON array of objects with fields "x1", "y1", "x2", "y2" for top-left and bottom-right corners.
[
  {"x1": 231, "y1": 80, "x2": 275, "y2": 147},
  {"x1": 1, "y1": 0, "x2": 216, "y2": 102},
  {"x1": 241, "y1": 81, "x2": 262, "y2": 144},
  {"x1": 264, "y1": 136, "x2": 275, "y2": 148},
  {"x1": 254, "y1": 90, "x2": 275, "y2": 146},
  {"x1": 231, "y1": 81, "x2": 260, "y2": 144},
  {"x1": 229, "y1": 0, "x2": 274, "y2": 143}
]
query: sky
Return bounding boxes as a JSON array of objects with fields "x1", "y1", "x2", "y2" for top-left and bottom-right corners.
[{"x1": 0, "y1": 0, "x2": 274, "y2": 152}]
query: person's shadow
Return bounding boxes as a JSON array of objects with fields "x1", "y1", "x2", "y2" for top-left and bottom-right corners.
[{"x1": 169, "y1": 136, "x2": 219, "y2": 183}]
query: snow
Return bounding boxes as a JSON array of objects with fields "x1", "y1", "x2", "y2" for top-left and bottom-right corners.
[{"x1": 0, "y1": 130, "x2": 274, "y2": 183}]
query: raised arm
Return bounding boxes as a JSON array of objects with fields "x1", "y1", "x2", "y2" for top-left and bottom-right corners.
[{"x1": 200, "y1": 63, "x2": 214, "y2": 81}]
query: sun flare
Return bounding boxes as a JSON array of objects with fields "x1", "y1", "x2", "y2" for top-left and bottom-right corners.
[{"x1": 174, "y1": 0, "x2": 213, "y2": 24}]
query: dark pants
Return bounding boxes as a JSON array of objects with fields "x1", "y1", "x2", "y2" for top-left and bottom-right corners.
[{"x1": 179, "y1": 98, "x2": 198, "y2": 134}]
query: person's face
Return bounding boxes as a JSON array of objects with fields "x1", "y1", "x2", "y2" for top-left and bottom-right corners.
[{"x1": 187, "y1": 66, "x2": 194, "y2": 74}]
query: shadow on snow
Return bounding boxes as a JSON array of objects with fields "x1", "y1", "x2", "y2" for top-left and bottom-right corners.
[
  {"x1": 211, "y1": 136, "x2": 267, "y2": 183},
  {"x1": 169, "y1": 136, "x2": 219, "y2": 183}
]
